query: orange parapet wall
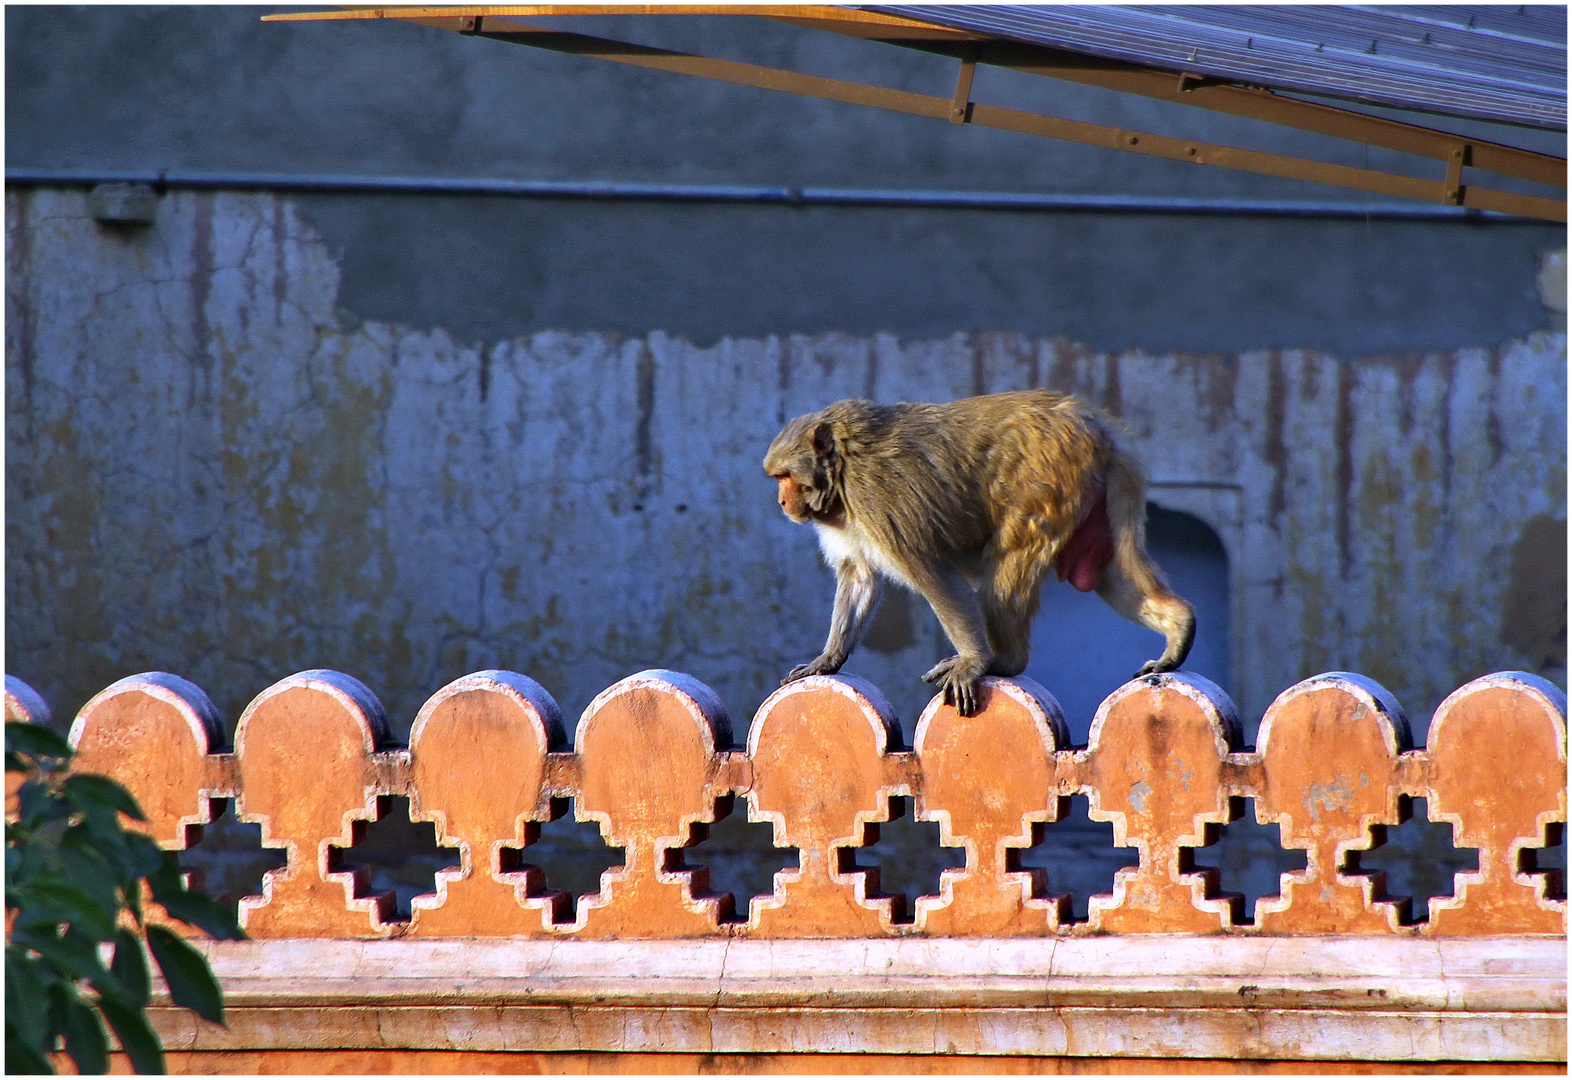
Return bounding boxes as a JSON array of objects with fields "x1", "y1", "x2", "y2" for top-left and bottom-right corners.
[{"x1": 7, "y1": 667, "x2": 1567, "y2": 1071}]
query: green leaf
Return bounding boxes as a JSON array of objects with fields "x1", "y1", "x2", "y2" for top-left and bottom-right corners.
[
  {"x1": 4, "y1": 1024, "x2": 56, "y2": 1076},
  {"x1": 143, "y1": 852, "x2": 243, "y2": 941},
  {"x1": 17, "y1": 780, "x2": 68, "y2": 829},
  {"x1": 58, "y1": 832, "x2": 123, "y2": 913},
  {"x1": 5, "y1": 721, "x2": 73, "y2": 765},
  {"x1": 11, "y1": 828, "x2": 58, "y2": 880},
  {"x1": 64, "y1": 774, "x2": 146, "y2": 822},
  {"x1": 150, "y1": 889, "x2": 246, "y2": 942},
  {"x1": 144, "y1": 854, "x2": 185, "y2": 900},
  {"x1": 5, "y1": 944, "x2": 52, "y2": 1048},
  {"x1": 6, "y1": 748, "x2": 31, "y2": 773},
  {"x1": 52, "y1": 982, "x2": 109, "y2": 1076},
  {"x1": 16, "y1": 879, "x2": 118, "y2": 941},
  {"x1": 145, "y1": 925, "x2": 225, "y2": 1027},
  {"x1": 123, "y1": 875, "x2": 144, "y2": 927},
  {"x1": 70, "y1": 821, "x2": 151, "y2": 890},
  {"x1": 109, "y1": 930, "x2": 151, "y2": 1008},
  {"x1": 79, "y1": 827, "x2": 164, "y2": 886},
  {"x1": 95, "y1": 994, "x2": 164, "y2": 1075},
  {"x1": 14, "y1": 926, "x2": 112, "y2": 984},
  {"x1": 121, "y1": 834, "x2": 166, "y2": 880},
  {"x1": 76, "y1": 802, "x2": 132, "y2": 848}
]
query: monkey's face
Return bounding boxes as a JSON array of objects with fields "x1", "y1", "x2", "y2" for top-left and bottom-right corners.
[
  {"x1": 764, "y1": 413, "x2": 836, "y2": 523},
  {"x1": 772, "y1": 472, "x2": 814, "y2": 523}
]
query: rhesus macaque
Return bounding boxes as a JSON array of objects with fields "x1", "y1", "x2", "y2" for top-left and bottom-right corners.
[{"x1": 763, "y1": 390, "x2": 1194, "y2": 717}]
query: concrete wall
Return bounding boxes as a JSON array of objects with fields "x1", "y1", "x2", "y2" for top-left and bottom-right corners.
[
  {"x1": 7, "y1": 187, "x2": 1564, "y2": 743},
  {"x1": 8, "y1": 6, "x2": 1564, "y2": 914}
]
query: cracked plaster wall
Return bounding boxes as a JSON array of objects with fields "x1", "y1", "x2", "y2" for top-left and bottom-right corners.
[{"x1": 6, "y1": 187, "x2": 1567, "y2": 746}]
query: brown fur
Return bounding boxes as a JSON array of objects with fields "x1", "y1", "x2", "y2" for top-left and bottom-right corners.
[{"x1": 763, "y1": 390, "x2": 1195, "y2": 716}]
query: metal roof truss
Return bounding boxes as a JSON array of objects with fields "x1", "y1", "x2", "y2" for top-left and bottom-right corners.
[{"x1": 265, "y1": 6, "x2": 1566, "y2": 223}]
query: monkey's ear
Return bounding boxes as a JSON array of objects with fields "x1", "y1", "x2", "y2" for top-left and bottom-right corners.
[
  {"x1": 805, "y1": 482, "x2": 834, "y2": 514},
  {"x1": 810, "y1": 420, "x2": 836, "y2": 462}
]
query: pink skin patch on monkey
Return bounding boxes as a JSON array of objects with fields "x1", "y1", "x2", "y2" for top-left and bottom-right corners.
[{"x1": 1055, "y1": 482, "x2": 1116, "y2": 592}]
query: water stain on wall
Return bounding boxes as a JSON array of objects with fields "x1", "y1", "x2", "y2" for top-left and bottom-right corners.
[
  {"x1": 1502, "y1": 515, "x2": 1568, "y2": 673},
  {"x1": 5, "y1": 188, "x2": 1566, "y2": 741}
]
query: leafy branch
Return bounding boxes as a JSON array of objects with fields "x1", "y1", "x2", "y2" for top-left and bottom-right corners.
[{"x1": 6, "y1": 721, "x2": 247, "y2": 1074}]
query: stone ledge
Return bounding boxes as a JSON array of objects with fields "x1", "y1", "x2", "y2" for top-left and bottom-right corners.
[{"x1": 147, "y1": 937, "x2": 1567, "y2": 1062}]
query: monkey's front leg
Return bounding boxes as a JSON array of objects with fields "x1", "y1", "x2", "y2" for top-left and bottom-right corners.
[
  {"x1": 913, "y1": 566, "x2": 993, "y2": 717},
  {"x1": 784, "y1": 562, "x2": 881, "y2": 685}
]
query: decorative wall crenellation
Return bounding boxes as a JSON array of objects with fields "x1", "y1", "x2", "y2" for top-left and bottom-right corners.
[{"x1": 6, "y1": 667, "x2": 1565, "y2": 940}]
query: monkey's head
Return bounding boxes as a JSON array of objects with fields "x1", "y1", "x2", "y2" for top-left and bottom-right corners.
[{"x1": 763, "y1": 411, "x2": 842, "y2": 524}]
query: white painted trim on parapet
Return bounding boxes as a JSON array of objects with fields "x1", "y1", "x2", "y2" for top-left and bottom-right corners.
[{"x1": 155, "y1": 936, "x2": 1567, "y2": 1062}]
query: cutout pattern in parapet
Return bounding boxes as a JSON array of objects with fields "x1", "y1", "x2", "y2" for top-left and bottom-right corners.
[
  {"x1": 1011, "y1": 795, "x2": 1140, "y2": 924},
  {"x1": 502, "y1": 797, "x2": 627, "y2": 924},
  {"x1": 1423, "y1": 672, "x2": 1565, "y2": 934},
  {"x1": 45, "y1": 663, "x2": 1568, "y2": 939},
  {"x1": 746, "y1": 675, "x2": 908, "y2": 936},
  {"x1": 235, "y1": 669, "x2": 402, "y2": 938},
  {"x1": 853, "y1": 795, "x2": 966, "y2": 924},
  {"x1": 1186, "y1": 797, "x2": 1308, "y2": 926},
  {"x1": 572, "y1": 670, "x2": 741, "y2": 935},
  {"x1": 1252, "y1": 672, "x2": 1412, "y2": 935},
  {"x1": 1080, "y1": 672, "x2": 1246, "y2": 933},
  {"x1": 1346, "y1": 796, "x2": 1480, "y2": 926},
  {"x1": 329, "y1": 794, "x2": 460, "y2": 921},
  {"x1": 911, "y1": 676, "x2": 1068, "y2": 935},
  {"x1": 678, "y1": 795, "x2": 797, "y2": 924},
  {"x1": 1518, "y1": 822, "x2": 1566, "y2": 902},
  {"x1": 177, "y1": 798, "x2": 289, "y2": 914},
  {"x1": 660, "y1": 817, "x2": 747, "y2": 924},
  {"x1": 406, "y1": 669, "x2": 565, "y2": 937}
]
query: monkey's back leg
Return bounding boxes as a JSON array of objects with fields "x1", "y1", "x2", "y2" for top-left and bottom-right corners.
[{"x1": 1094, "y1": 549, "x2": 1196, "y2": 676}]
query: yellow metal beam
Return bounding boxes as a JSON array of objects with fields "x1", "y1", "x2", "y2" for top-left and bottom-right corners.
[{"x1": 263, "y1": 5, "x2": 978, "y2": 37}]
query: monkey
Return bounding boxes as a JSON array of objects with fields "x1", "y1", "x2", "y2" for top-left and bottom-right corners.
[{"x1": 762, "y1": 390, "x2": 1195, "y2": 717}]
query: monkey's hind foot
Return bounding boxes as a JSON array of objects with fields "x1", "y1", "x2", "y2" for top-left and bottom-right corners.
[
  {"x1": 1135, "y1": 657, "x2": 1182, "y2": 678},
  {"x1": 783, "y1": 655, "x2": 845, "y2": 686},
  {"x1": 922, "y1": 655, "x2": 989, "y2": 717}
]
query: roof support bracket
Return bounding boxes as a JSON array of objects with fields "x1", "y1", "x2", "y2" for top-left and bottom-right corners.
[
  {"x1": 950, "y1": 46, "x2": 976, "y2": 125},
  {"x1": 1444, "y1": 144, "x2": 1471, "y2": 206},
  {"x1": 1175, "y1": 72, "x2": 1222, "y2": 94}
]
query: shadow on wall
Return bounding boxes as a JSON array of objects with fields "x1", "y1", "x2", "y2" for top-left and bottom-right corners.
[{"x1": 1028, "y1": 506, "x2": 1230, "y2": 746}]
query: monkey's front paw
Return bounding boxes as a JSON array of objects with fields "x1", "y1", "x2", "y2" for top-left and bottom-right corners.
[
  {"x1": 922, "y1": 656, "x2": 988, "y2": 717},
  {"x1": 782, "y1": 656, "x2": 844, "y2": 686},
  {"x1": 921, "y1": 656, "x2": 960, "y2": 684},
  {"x1": 1135, "y1": 658, "x2": 1180, "y2": 678}
]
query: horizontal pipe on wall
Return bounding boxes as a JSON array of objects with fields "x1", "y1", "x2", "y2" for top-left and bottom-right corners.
[{"x1": 3, "y1": 167, "x2": 1542, "y2": 221}]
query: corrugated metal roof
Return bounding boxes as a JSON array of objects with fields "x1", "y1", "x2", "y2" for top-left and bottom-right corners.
[{"x1": 869, "y1": 5, "x2": 1567, "y2": 131}]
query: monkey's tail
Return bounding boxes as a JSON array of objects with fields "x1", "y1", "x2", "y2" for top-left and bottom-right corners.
[{"x1": 1101, "y1": 438, "x2": 1169, "y2": 595}]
